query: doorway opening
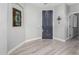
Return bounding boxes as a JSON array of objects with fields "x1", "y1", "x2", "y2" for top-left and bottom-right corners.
[{"x1": 68, "y1": 13, "x2": 79, "y2": 39}]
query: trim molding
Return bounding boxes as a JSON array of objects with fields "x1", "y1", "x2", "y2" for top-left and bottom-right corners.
[
  {"x1": 53, "y1": 37, "x2": 66, "y2": 42},
  {"x1": 8, "y1": 37, "x2": 41, "y2": 54}
]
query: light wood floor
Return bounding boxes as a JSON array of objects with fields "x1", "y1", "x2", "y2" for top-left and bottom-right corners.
[{"x1": 11, "y1": 37, "x2": 79, "y2": 55}]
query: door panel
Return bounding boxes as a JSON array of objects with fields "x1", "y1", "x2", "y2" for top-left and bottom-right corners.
[{"x1": 42, "y1": 10, "x2": 53, "y2": 39}]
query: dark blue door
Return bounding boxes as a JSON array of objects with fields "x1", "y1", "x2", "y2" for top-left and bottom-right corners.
[{"x1": 42, "y1": 10, "x2": 53, "y2": 39}]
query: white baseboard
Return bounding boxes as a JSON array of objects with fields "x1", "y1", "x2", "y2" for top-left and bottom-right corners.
[
  {"x1": 53, "y1": 37, "x2": 66, "y2": 42},
  {"x1": 8, "y1": 37, "x2": 41, "y2": 54}
]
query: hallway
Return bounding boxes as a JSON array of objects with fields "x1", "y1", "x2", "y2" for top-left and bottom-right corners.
[
  {"x1": 10, "y1": 36, "x2": 79, "y2": 55},
  {"x1": 1, "y1": 3, "x2": 79, "y2": 55}
]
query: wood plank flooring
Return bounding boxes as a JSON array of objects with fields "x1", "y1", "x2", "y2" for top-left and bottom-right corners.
[{"x1": 10, "y1": 37, "x2": 79, "y2": 55}]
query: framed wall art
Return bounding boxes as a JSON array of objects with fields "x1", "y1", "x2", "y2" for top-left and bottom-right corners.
[{"x1": 13, "y1": 8, "x2": 21, "y2": 27}]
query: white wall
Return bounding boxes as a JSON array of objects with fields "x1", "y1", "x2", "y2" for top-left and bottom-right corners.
[
  {"x1": 25, "y1": 4, "x2": 42, "y2": 40},
  {"x1": 7, "y1": 3, "x2": 42, "y2": 52},
  {"x1": 0, "y1": 4, "x2": 8, "y2": 54},
  {"x1": 69, "y1": 4, "x2": 79, "y2": 13},
  {"x1": 53, "y1": 4, "x2": 67, "y2": 40},
  {"x1": 7, "y1": 3, "x2": 25, "y2": 51}
]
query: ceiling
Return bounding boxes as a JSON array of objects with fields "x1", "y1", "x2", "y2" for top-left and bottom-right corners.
[
  {"x1": 30, "y1": 3, "x2": 60, "y2": 7},
  {"x1": 26, "y1": 3, "x2": 61, "y2": 8},
  {"x1": 26, "y1": 3, "x2": 78, "y2": 8}
]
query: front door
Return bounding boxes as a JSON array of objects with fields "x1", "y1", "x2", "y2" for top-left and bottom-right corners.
[{"x1": 42, "y1": 10, "x2": 53, "y2": 39}]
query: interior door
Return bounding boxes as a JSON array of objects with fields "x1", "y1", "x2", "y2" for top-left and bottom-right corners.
[{"x1": 42, "y1": 10, "x2": 53, "y2": 39}]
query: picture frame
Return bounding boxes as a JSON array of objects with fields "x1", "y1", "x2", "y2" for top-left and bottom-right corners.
[{"x1": 13, "y1": 8, "x2": 21, "y2": 27}]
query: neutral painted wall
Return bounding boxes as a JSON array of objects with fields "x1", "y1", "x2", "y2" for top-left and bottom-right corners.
[
  {"x1": 53, "y1": 4, "x2": 67, "y2": 40},
  {"x1": 25, "y1": 4, "x2": 42, "y2": 40},
  {"x1": 7, "y1": 3, "x2": 42, "y2": 52},
  {"x1": 69, "y1": 4, "x2": 79, "y2": 14},
  {"x1": 0, "y1": 4, "x2": 8, "y2": 54},
  {"x1": 7, "y1": 3, "x2": 25, "y2": 51}
]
